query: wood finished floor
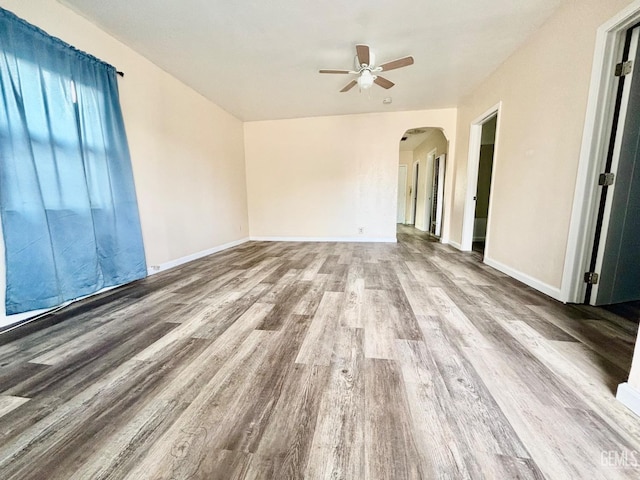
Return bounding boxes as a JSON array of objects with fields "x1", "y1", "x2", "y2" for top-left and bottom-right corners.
[{"x1": 1, "y1": 225, "x2": 639, "y2": 479}]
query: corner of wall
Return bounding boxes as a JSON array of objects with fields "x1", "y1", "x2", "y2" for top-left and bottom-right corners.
[{"x1": 616, "y1": 383, "x2": 640, "y2": 417}]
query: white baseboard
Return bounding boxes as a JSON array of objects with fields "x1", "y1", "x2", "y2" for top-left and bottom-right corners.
[
  {"x1": 617, "y1": 383, "x2": 640, "y2": 417},
  {"x1": 1, "y1": 238, "x2": 251, "y2": 331},
  {"x1": 0, "y1": 284, "x2": 119, "y2": 331},
  {"x1": 249, "y1": 236, "x2": 397, "y2": 243},
  {"x1": 147, "y1": 237, "x2": 250, "y2": 275},
  {"x1": 483, "y1": 256, "x2": 563, "y2": 301}
]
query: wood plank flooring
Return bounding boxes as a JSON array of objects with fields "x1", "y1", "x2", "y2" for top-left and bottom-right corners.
[{"x1": 1, "y1": 224, "x2": 639, "y2": 479}]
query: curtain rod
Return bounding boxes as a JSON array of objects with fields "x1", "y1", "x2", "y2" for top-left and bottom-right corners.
[{"x1": 117, "y1": 70, "x2": 124, "y2": 77}]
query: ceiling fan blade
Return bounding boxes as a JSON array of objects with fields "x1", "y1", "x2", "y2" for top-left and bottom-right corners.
[
  {"x1": 379, "y1": 56, "x2": 414, "y2": 71},
  {"x1": 319, "y1": 69, "x2": 351, "y2": 74},
  {"x1": 340, "y1": 80, "x2": 358, "y2": 92},
  {"x1": 374, "y1": 76, "x2": 394, "y2": 89},
  {"x1": 356, "y1": 44, "x2": 370, "y2": 66}
]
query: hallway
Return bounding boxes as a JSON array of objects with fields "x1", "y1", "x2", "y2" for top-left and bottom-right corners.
[{"x1": 0, "y1": 226, "x2": 639, "y2": 479}]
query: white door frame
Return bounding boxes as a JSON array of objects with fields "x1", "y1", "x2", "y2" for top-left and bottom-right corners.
[
  {"x1": 397, "y1": 164, "x2": 408, "y2": 224},
  {"x1": 590, "y1": 27, "x2": 639, "y2": 305},
  {"x1": 424, "y1": 148, "x2": 437, "y2": 232},
  {"x1": 561, "y1": 0, "x2": 640, "y2": 303},
  {"x1": 433, "y1": 154, "x2": 447, "y2": 237},
  {"x1": 460, "y1": 103, "x2": 502, "y2": 251}
]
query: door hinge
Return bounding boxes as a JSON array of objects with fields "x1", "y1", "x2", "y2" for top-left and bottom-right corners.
[
  {"x1": 615, "y1": 60, "x2": 633, "y2": 77},
  {"x1": 584, "y1": 272, "x2": 599, "y2": 285},
  {"x1": 598, "y1": 172, "x2": 615, "y2": 186}
]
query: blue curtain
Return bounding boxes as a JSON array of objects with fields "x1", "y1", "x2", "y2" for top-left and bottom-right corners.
[{"x1": 0, "y1": 8, "x2": 147, "y2": 315}]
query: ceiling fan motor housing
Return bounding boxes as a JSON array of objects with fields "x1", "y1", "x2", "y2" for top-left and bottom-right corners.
[{"x1": 355, "y1": 51, "x2": 375, "y2": 70}]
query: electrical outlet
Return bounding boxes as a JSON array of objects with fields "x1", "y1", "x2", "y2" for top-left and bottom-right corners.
[
  {"x1": 358, "y1": 227, "x2": 364, "y2": 234},
  {"x1": 149, "y1": 265, "x2": 160, "y2": 272}
]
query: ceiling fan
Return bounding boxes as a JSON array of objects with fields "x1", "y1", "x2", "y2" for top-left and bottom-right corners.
[{"x1": 319, "y1": 44, "x2": 414, "y2": 92}]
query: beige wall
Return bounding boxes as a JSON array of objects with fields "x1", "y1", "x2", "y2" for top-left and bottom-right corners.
[
  {"x1": 244, "y1": 109, "x2": 456, "y2": 241},
  {"x1": 0, "y1": 0, "x2": 249, "y2": 326},
  {"x1": 449, "y1": 0, "x2": 634, "y2": 289},
  {"x1": 412, "y1": 130, "x2": 448, "y2": 232}
]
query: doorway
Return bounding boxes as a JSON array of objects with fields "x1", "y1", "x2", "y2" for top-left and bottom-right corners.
[
  {"x1": 398, "y1": 127, "x2": 449, "y2": 235},
  {"x1": 562, "y1": 5, "x2": 640, "y2": 305},
  {"x1": 430, "y1": 154, "x2": 446, "y2": 238},
  {"x1": 586, "y1": 25, "x2": 640, "y2": 306},
  {"x1": 473, "y1": 115, "x2": 497, "y2": 254},
  {"x1": 411, "y1": 161, "x2": 420, "y2": 225},
  {"x1": 461, "y1": 104, "x2": 501, "y2": 252}
]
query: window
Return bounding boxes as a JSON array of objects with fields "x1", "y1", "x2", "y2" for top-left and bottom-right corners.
[{"x1": 0, "y1": 7, "x2": 147, "y2": 315}]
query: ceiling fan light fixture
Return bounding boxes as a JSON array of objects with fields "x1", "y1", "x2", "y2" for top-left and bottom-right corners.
[
  {"x1": 320, "y1": 45, "x2": 413, "y2": 93},
  {"x1": 358, "y1": 69, "x2": 375, "y2": 90}
]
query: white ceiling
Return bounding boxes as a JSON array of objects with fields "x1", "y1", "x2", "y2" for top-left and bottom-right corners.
[{"x1": 60, "y1": 0, "x2": 566, "y2": 121}]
